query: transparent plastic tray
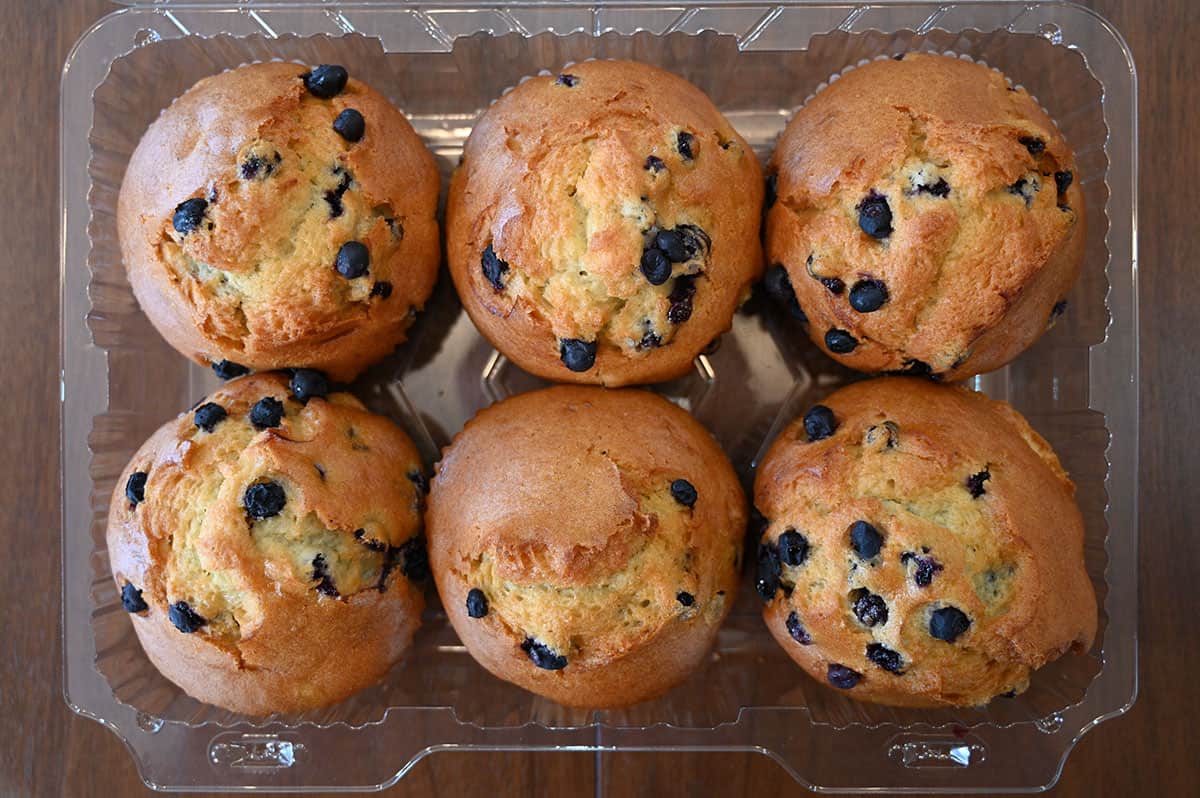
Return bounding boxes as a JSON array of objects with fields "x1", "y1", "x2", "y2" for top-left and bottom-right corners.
[{"x1": 60, "y1": 1, "x2": 1138, "y2": 792}]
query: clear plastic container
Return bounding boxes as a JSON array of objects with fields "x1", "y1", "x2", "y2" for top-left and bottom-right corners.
[{"x1": 61, "y1": 1, "x2": 1138, "y2": 792}]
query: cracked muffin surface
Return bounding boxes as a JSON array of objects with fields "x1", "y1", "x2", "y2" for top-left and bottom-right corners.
[
  {"x1": 754, "y1": 377, "x2": 1096, "y2": 707},
  {"x1": 118, "y1": 62, "x2": 440, "y2": 382},
  {"x1": 446, "y1": 60, "x2": 764, "y2": 387},
  {"x1": 107, "y1": 372, "x2": 428, "y2": 715},
  {"x1": 428, "y1": 386, "x2": 746, "y2": 707},
  {"x1": 765, "y1": 53, "x2": 1084, "y2": 380}
]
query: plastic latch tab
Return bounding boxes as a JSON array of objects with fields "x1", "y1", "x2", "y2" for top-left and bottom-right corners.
[
  {"x1": 887, "y1": 733, "x2": 987, "y2": 768},
  {"x1": 208, "y1": 733, "x2": 305, "y2": 769}
]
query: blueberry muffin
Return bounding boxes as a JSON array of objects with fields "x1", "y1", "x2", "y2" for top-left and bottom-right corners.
[
  {"x1": 427, "y1": 386, "x2": 745, "y2": 707},
  {"x1": 118, "y1": 62, "x2": 440, "y2": 382},
  {"x1": 765, "y1": 53, "x2": 1084, "y2": 380},
  {"x1": 107, "y1": 372, "x2": 429, "y2": 715},
  {"x1": 446, "y1": 60, "x2": 764, "y2": 387},
  {"x1": 754, "y1": 377, "x2": 1096, "y2": 707}
]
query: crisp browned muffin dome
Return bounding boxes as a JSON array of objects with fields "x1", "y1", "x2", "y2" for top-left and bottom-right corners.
[
  {"x1": 107, "y1": 372, "x2": 428, "y2": 715},
  {"x1": 118, "y1": 62, "x2": 441, "y2": 382},
  {"x1": 754, "y1": 377, "x2": 1096, "y2": 707},
  {"x1": 447, "y1": 60, "x2": 764, "y2": 387},
  {"x1": 765, "y1": 53, "x2": 1084, "y2": 381},
  {"x1": 427, "y1": 386, "x2": 746, "y2": 707}
]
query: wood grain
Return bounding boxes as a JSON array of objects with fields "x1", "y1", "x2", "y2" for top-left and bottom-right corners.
[{"x1": 1, "y1": 0, "x2": 1195, "y2": 795}]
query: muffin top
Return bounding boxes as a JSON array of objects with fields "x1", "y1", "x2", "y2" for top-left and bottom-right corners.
[
  {"x1": 428, "y1": 386, "x2": 745, "y2": 698},
  {"x1": 754, "y1": 377, "x2": 1096, "y2": 707},
  {"x1": 766, "y1": 53, "x2": 1084, "y2": 380},
  {"x1": 118, "y1": 62, "x2": 441, "y2": 382},
  {"x1": 108, "y1": 372, "x2": 427, "y2": 662},
  {"x1": 447, "y1": 59, "x2": 764, "y2": 386}
]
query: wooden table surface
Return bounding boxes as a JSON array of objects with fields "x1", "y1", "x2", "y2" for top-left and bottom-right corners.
[{"x1": 2, "y1": 0, "x2": 1195, "y2": 795}]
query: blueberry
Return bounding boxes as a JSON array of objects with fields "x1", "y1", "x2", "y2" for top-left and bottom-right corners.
[
  {"x1": 335, "y1": 241, "x2": 369, "y2": 279},
  {"x1": 289, "y1": 369, "x2": 329, "y2": 403},
  {"x1": 849, "y1": 520, "x2": 883, "y2": 560},
  {"x1": 825, "y1": 328, "x2": 859, "y2": 354},
  {"x1": 849, "y1": 279, "x2": 888, "y2": 313},
  {"x1": 670, "y1": 478, "x2": 698, "y2": 508},
  {"x1": 249, "y1": 397, "x2": 284, "y2": 430},
  {"x1": 645, "y1": 155, "x2": 665, "y2": 172},
  {"x1": 777, "y1": 529, "x2": 809, "y2": 567},
  {"x1": 929, "y1": 606, "x2": 971, "y2": 642},
  {"x1": 827, "y1": 664, "x2": 861, "y2": 689},
  {"x1": 965, "y1": 469, "x2": 991, "y2": 498},
  {"x1": 677, "y1": 131, "x2": 696, "y2": 160},
  {"x1": 1054, "y1": 170, "x2": 1074, "y2": 195},
  {"x1": 893, "y1": 359, "x2": 934, "y2": 377},
  {"x1": 667, "y1": 275, "x2": 697, "y2": 324},
  {"x1": 466, "y1": 588, "x2": 488, "y2": 618},
  {"x1": 240, "y1": 152, "x2": 281, "y2": 180},
  {"x1": 803, "y1": 404, "x2": 837, "y2": 442},
  {"x1": 901, "y1": 552, "x2": 943, "y2": 587},
  {"x1": 125, "y1": 471, "x2": 148, "y2": 506},
  {"x1": 765, "y1": 173, "x2": 778, "y2": 209},
  {"x1": 399, "y1": 536, "x2": 430, "y2": 581},
  {"x1": 866, "y1": 643, "x2": 904, "y2": 674},
  {"x1": 851, "y1": 588, "x2": 889, "y2": 627},
  {"x1": 555, "y1": 73, "x2": 579, "y2": 87},
  {"x1": 370, "y1": 281, "x2": 393, "y2": 299},
  {"x1": 785, "y1": 611, "x2": 812, "y2": 644},
  {"x1": 121, "y1": 582, "x2": 148, "y2": 613},
  {"x1": 1051, "y1": 299, "x2": 1068, "y2": 319},
  {"x1": 193, "y1": 402, "x2": 227, "y2": 433},
  {"x1": 311, "y1": 554, "x2": 339, "y2": 597},
  {"x1": 820, "y1": 277, "x2": 845, "y2": 295},
  {"x1": 677, "y1": 591, "x2": 695, "y2": 607},
  {"x1": 324, "y1": 166, "x2": 353, "y2": 218},
  {"x1": 332, "y1": 108, "x2": 365, "y2": 142},
  {"x1": 168, "y1": 601, "x2": 206, "y2": 633},
  {"x1": 302, "y1": 64, "x2": 349, "y2": 99},
  {"x1": 521, "y1": 638, "x2": 568, "y2": 670},
  {"x1": 354, "y1": 527, "x2": 387, "y2": 552},
  {"x1": 559, "y1": 338, "x2": 596, "y2": 372},
  {"x1": 654, "y1": 229, "x2": 691, "y2": 263},
  {"x1": 243, "y1": 481, "x2": 286, "y2": 520},
  {"x1": 172, "y1": 198, "x2": 208, "y2": 235},
  {"x1": 917, "y1": 178, "x2": 950, "y2": 198},
  {"x1": 211, "y1": 360, "x2": 248, "y2": 380},
  {"x1": 640, "y1": 247, "x2": 672, "y2": 285},
  {"x1": 756, "y1": 541, "x2": 782, "y2": 601},
  {"x1": 638, "y1": 330, "x2": 662, "y2": 350},
  {"x1": 763, "y1": 265, "x2": 806, "y2": 321},
  {"x1": 481, "y1": 244, "x2": 510, "y2": 291},
  {"x1": 1009, "y1": 177, "x2": 1039, "y2": 207},
  {"x1": 857, "y1": 191, "x2": 893, "y2": 239},
  {"x1": 408, "y1": 469, "x2": 429, "y2": 495},
  {"x1": 1019, "y1": 136, "x2": 1045, "y2": 156}
]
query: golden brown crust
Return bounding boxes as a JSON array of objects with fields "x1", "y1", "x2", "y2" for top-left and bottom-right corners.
[
  {"x1": 765, "y1": 53, "x2": 1084, "y2": 380},
  {"x1": 427, "y1": 386, "x2": 746, "y2": 706},
  {"x1": 754, "y1": 377, "x2": 1096, "y2": 707},
  {"x1": 117, "y1": 62, "x2": 441, "y2": 382},
  {"x1": 107, "y1": 372, "x2": 427, "y2": 715},
  {"x1": 446, "y1": 60, "x2": 764, "y2": 387}
]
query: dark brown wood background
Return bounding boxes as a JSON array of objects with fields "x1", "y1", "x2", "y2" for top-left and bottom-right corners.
[{"x1": 2, "y1": 0, "x2": 1195, "y2": 795}]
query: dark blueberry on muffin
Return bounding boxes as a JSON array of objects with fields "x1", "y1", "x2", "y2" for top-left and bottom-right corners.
[
  {"x1": 332, "y1": 108, "x2": 365, "y2": 142},
  {"x1": 786, "y1": 611, "x2": 812, "y2": 644},
  {"x1": 311, "y1": 554, "x2": 339, "y2": 597},
  {"x1": 856, "y1": 191, "x2": 892, "y2": 239},
  {"x1": 168, "y1": 601, "x2": 206, "y2": 633},
  {"x1": 851, "y1": 588, "x2": 889, "y2": 627},
  {"x1": 243, "y1": 481, "x2": 286, "y2": 520},
  {"x1": 559, "y1": 338, "x2": 597, "y2": 372},
  {"x1": 756, "y1": 541, "x2": 782, "y2": 601},
  {"x1": 966, "y1": 469, "x2": 991, "y2": 498},
  {"x1": 777, "y1": 529, "x2": 809, "y2": 567},
  {"x1": 466, "y1": 588, "x2": 489, "y2": 618},
  {"x1": 121, "y1": 582, "x2": 148, "y2": 613},
  {"x1": 827, "y1": 663, "x2": 861, "y2": 689},
  {"x1": 193, "y1": 402, "x2": 227, "y2": 433},
  {"x1": 803, "y1": 405, "x2": 837, "y2": 442},
  {"x1": 849, "y1": 521, "x2": 883, "y2": 560},
  {"x1": 172, "y1": 198, "x2": 208, "y2": 235},
  {"x1": 825, "y1": 328, "x2": 859, "y2": 354},
  {"x1": 866, "y1": 643, "x2": 904, "y2": 674},
  {"x1": 211, "y1": 360, "x2": 249, "y2": 380},
  {"x1": 125, "y1": 471, "x2": 148, "y2": 506},
  {"x1": 481, "y1": 244, "x2": 509, "y2": 291},
  {"x1": 667, "y1": 275, "x2": 698, "y2": 324},
  {"x1": 522, "y1": 638, "x2": 568, "y2": 670},
  {"x1": 555, "y1": 74, "x2": 579, "y2": 88},
  {"x1": 670, "y1": 478, "x2": 698, "y2": 508},
  {"x1": 677, "y1": 591, "x2": 695, "y2": 607},
  {"x1": 302, "y1": 64, "x2": 349, "y2": 99},
  {"x1": 930, "y1": 606, "x2": 971, "y2": 642},
  {"x1": 640, "y1": 247, "x2": 672, "y2": 285},
  {"x1": 289, "y1": 369, "x2": 330, "y2": 403},
  {"x1": 676, "y1": 131, "x2": 696, "y2": 160},
  {"x1": 849, "y1": 279, "x2": 888, "y2": 313},
  {"x1": 335, "y1": 241, "x2": 370, "y2": 279}
]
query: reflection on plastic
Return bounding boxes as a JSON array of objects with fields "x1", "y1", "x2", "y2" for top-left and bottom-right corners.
[
  {"x1": 208, "y1": 733, "x2": 305, "y2": 769},
  {"x1": 888, "y1": 735, "x2": 987, "y2": 768}
]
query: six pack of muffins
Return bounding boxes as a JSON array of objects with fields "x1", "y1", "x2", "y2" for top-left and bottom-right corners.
[{"x1": 106, "y1": 51, "x2": 1097, "y2": 717}]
